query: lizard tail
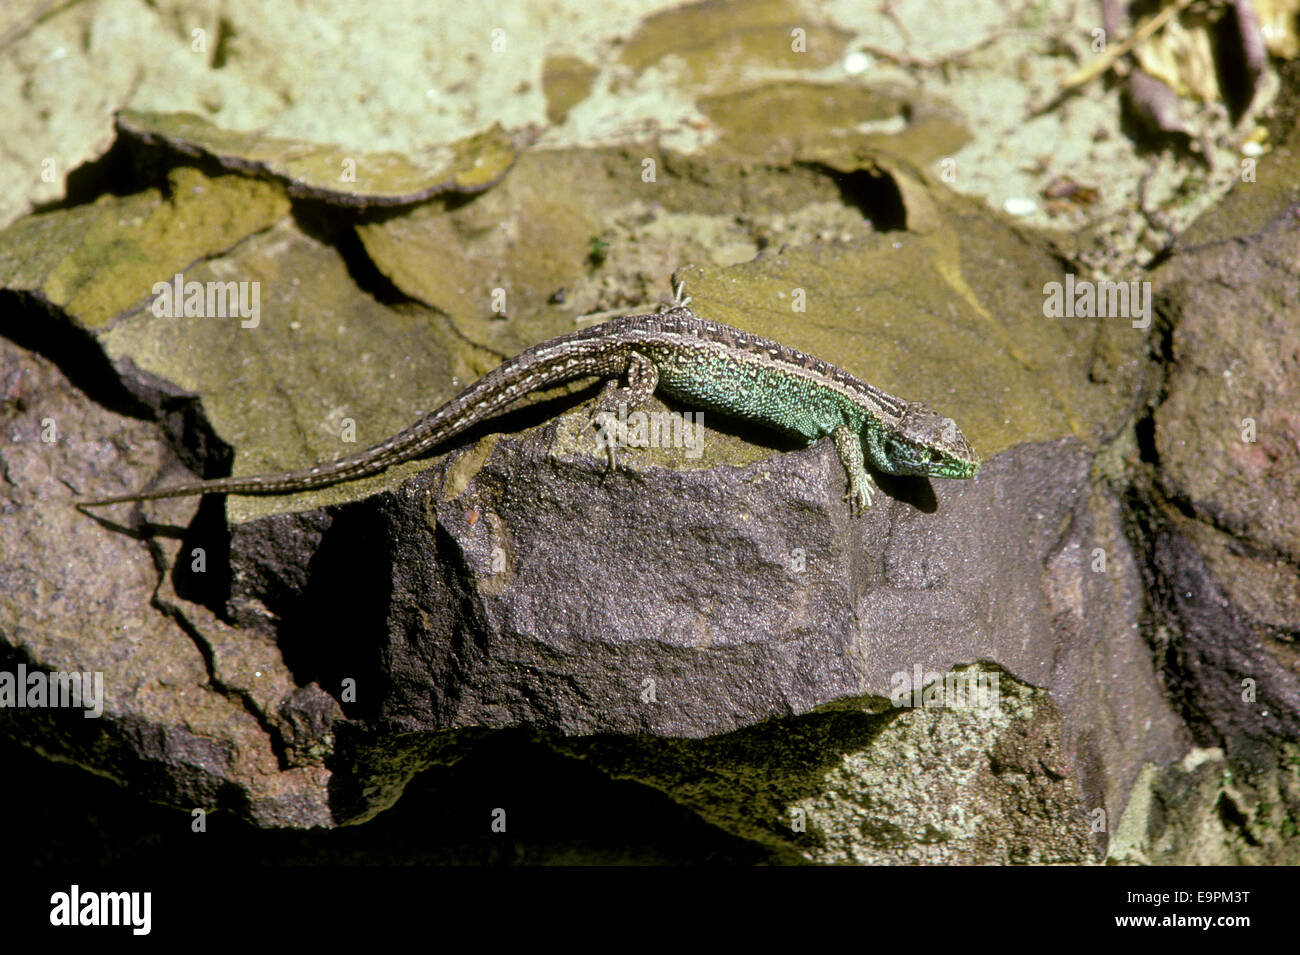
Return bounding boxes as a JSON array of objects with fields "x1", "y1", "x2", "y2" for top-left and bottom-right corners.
[{"x1": 75, "y1": 474, "x2": 314, "y2": 508}]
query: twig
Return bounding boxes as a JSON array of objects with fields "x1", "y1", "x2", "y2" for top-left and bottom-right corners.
[
  {"x1": 857, "y1": 29, "x2": 1030, "y2": 69},
  {"x1": 1058, "y1": 0, "x2": 1195, "y2": 93}
]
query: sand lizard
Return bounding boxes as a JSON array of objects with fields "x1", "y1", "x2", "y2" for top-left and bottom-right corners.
[{"x1": 78, "y1": 301, "x2": 980, "y2": 512}]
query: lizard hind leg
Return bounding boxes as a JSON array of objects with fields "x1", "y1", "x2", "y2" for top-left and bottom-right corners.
[{"x1": 591, "y1": 351, "x2": 659, "y2": 469}]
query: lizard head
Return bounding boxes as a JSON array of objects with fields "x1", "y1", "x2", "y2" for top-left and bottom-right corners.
[{"x1": 875, "y1": 402, "x2": 980, "y2": 479}]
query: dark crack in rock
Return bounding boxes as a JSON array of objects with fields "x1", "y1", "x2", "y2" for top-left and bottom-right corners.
[{"x1": 0, "y1": 336, "x2": 334, "y2": 828}]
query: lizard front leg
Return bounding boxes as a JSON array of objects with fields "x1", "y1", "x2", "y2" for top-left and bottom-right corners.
[
  {"x1": 832, "y1": 424, "x2": 875, "y2": 513},
  {"x1": 592, "y1": 351, "x2": 659, "y2": 469}
]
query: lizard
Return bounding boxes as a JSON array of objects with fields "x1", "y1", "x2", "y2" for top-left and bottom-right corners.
[{"x1": 76, "y1": 296, "x2": 980, "y2": 513}]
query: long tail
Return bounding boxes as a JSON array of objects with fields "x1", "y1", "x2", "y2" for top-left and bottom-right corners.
[
  {"x1": 76, "y1": 409, "x2": 455, "y2": 506},
  {"x1": 77, "y1": 335, "x2": 622, "y2": 507}
]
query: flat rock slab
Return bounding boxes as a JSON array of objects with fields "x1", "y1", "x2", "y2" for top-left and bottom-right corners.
[{"x1": 117, "y1": 110, "x2": 516, "y2": 206}]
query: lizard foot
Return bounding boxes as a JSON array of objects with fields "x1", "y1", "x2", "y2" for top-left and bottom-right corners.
[
  {"x1": 592, "y1": 404, "x2": 625, "y2": 470},
  {"x1": 845, "y1": 474, "x2": 875, "y2": 514}
]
